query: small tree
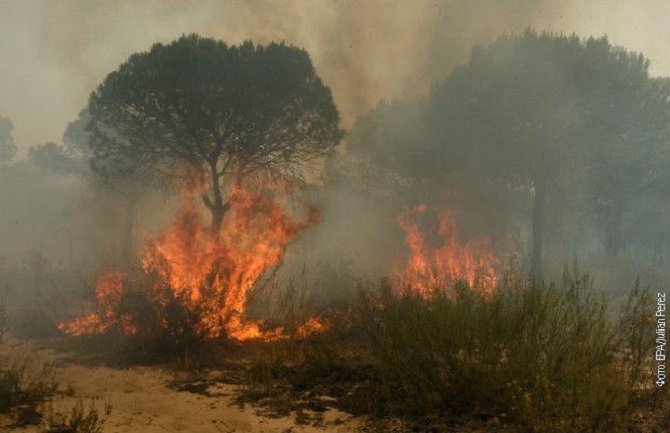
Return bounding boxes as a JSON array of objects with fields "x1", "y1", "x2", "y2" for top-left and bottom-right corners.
[{"x1": 88, "y1": 34, "x2": 342, "y2": 231}]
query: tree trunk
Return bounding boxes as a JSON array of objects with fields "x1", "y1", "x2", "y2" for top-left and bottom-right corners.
[
  {"x1": 210, "y1": 201, "x2": 230, "y2": 233},
  {"x1": 531, "y1": 175, "x2": 546, "y2": 279},
  {"x1": 67, "y1": 225, "x2": 74, "y2": 272},
  {"x1": 122, "y1": 196, "x2": 138, "y2": 261},
  {"x1": 207, "y1": 160, "x2": 231, "y2": 233},
  {"x1": 604, "y1": 207, "x2": 622, "y2": 258}
]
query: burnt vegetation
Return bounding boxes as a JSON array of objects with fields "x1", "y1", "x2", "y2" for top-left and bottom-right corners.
[{"x1": 0, "y1": 29, "x2": 669, "y2": 433}]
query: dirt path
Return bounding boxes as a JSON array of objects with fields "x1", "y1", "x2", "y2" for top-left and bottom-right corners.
[{"x1": 1, "y1": 338, "x2": 358, "y2": 433}]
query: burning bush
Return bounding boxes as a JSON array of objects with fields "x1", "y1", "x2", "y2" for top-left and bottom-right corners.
[
  {"x1": 58, "y1": 173, "x2": 329, "y2": 347},
  {"x1": 396, "y1": 203, "x2": 499, "y2": 297}
]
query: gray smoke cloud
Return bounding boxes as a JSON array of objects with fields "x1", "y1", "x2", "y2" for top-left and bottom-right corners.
[{"x1": 0, "y1": 0, "x2": 668, "y2": 155}]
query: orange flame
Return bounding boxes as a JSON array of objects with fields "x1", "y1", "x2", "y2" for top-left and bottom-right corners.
[
  {"x1": 60, "y1": 170, "x2": 328, "y2": 341},
  {"x1": 296, "y1": 316, "x2": 330, "y2": 339},
  {"x1": 57, "y1": 271, "x2": 136, "y2": 336},
  {"x1": 397, "y1": 204, "x2": 498, "y2": 297}
]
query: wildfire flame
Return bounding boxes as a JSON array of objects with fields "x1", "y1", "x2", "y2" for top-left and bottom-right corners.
[
  {"x1": 58, "y1": 271, "x2": 137, "y2": 336},
  {"x1": 397, "y1": 204, "x2": 498, "y2": 297},
  {"x1": 59, "y1": 171, "x2": 329, "y2": 341}
]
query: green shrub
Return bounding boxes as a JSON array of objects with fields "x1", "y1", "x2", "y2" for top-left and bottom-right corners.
[
  {"x1": 364, "y1": 268, "x2": 653, "y2": 432},
  {"x1": 0, "y1": 296, "x2": 61, "y2": 427},
  {"x1": 43, "y1": 400, "x2": 106, "y2": 433},
  {"x1": 0, "y1": 356, "x2": 57, "y2": 426}
]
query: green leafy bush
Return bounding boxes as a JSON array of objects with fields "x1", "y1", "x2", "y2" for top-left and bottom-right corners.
[
  {"x1": 43, "y1": 400, "x2": 107, "y2": 433},
  {"x1": 363, "y1": 269, "x2": 657, "y2": 432},
  {"x1": 0, "y1": 355, "x2": 57, "y2": 428}
]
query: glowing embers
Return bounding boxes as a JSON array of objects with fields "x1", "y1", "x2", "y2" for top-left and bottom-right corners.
[{"x1": 397, "y1": 204, "x2": 498, "y2": 297}]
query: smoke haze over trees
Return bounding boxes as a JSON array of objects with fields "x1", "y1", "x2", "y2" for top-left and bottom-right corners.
[
  {"x1": 1, "y1": 0, "x2": 669, "y2": 155},
  {"x1": 0, "y1": 3, "x2": 669, "y2": 294},
  {"x1": 0, "y1": 116, "x2": 16, "y2": 163},
  {"x1": 0, "y1": 5, "x2": 669, "y2": 432},
  {"x1": 344, "y1": 31, "x2": 670, "y2": 287}
]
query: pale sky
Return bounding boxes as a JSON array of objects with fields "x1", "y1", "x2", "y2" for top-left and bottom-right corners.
[{"x1": 0, "y1": 0, "x2": 668, "y2": 156}]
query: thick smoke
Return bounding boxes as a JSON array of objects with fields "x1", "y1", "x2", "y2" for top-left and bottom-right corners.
[
  {"x1": 1, "y1": 0, "x2": 669, "y2": 153},
  {"x1": 0, "y1": 1, "x2": 669, "y2": 301}
]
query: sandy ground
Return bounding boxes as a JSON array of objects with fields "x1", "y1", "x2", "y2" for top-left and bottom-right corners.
[{"x1": 0, "y1": 337, "x2": 358, "y2": 433}]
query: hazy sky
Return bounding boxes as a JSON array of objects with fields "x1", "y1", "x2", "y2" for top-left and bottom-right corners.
[{"x1": 1, "y1": 0, "x2": 669, "y2": 156}]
